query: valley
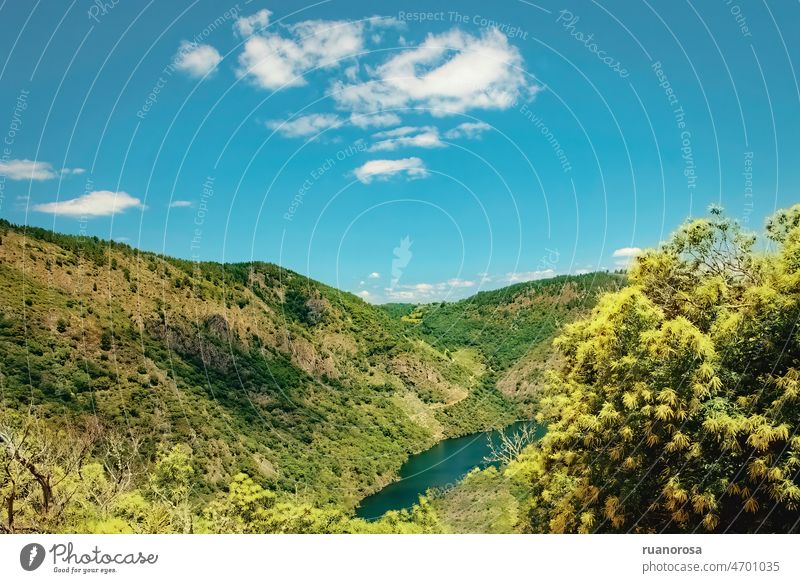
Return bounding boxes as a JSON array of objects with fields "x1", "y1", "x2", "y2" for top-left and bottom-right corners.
[{"x1": 0, "y1": 220, "x2": 621, "y2": 531}]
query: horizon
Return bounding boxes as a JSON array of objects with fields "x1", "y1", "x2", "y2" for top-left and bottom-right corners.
[{"x1": 0, "y1": 215, "x2": 626, "y2": 305}]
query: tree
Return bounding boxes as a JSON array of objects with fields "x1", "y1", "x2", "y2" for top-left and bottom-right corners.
[
  {"x1": 510, "y1": 206, "x2": 800, "y2": 533},
  {"x1": 147, "y1": 444, "x2": 195, "y2": 533},
  {"x1": 484, "y1": 423, "x2": 541, "y2": 465},
  {"x1": 0, "y1": 414, "x2": 100, "y2": 533}
]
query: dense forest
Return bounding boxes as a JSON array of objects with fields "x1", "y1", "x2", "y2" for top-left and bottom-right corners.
[
  {"x1": 3, "y1": 205, "x2": 798, "y2": 533},
  {"x1": 500, "y1": 206, "x2": 800, "y2": 533},
  {"x1": 0, "y1": 218, "x2": 617, "y2": 533}
]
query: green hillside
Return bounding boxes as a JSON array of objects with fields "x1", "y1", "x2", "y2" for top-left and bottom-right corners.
[
  {"x1": 435, "y1": 206, "x2": 800, "y2": 534},
  {"x1": 4, "y1": 206, "x2": 796, "y2": 534},
  {"x1": 0, "y1": 220, "x2": 613, "y2": 533},
  {"x1": 385, "y1": 272, "x2": 625, "y2": 427}
]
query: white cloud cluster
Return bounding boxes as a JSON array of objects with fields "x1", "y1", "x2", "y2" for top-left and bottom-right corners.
[
  {"x1": 238, "y1": 19, "x2": 367, "y2": 89},
  {"x1": 234, "y1": 9, "x2": 272, "y2": 37},
  {"x1": 444, "y1": 121, "x2": 491, "y2": 139},
  {"x1": 268, "y1": 111, "x2": 404, "y2": 138},
  {"x1": 369, "y1": 126, "x2": 444, "y2": 151},
  {"x1": 384, "y1": 278, "x2": 476, "y2": 302},
  {"x1": 363, "y1": 121, "x2": 491, "y2": 152},
  {"x1": 353, "y1": 157, "x2": 428, "y2": 183},
  {"x1": 349, "y1": 112, "x2": 402, "y2": 129},
  {"x1": 0, "y1": 159, "x2": 84, "y2": 181},
  {"x1": 332, "y1": 28, "x2": 538, "y2": 116},
  {"x1": 169, "y1": 200, "x2": 193, "y2": 208},
  {"x1": 612, "y1": 246, "x2": 642, "y2": 267},
  {"x1": 612, "y1": 247, "x2": 642, "y2": 258},
  {"x1": 33, "y1": 191, "x2": 142, "y2": 217},
  {"x1": 266, "y1": 113, "x2": 343, "y2": 137},
  {"x1": 174, "y1": 42, "x2": 222, "y2": 78},
  {"x1": 499, "y1": 269, "x2": 556, "y2": 284}
]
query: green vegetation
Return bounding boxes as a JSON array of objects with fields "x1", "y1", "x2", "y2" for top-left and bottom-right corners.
[
  {"x1": 0, "y1": 219, "x2": 601, "y2": 533},
  {"x1": 6, "y1": 204, "x2": 796, "y2": 534},
  {"x1": 431, "y1": 466, "x2": 521, "y2": 533},
  {"x1": 411, "y1": 273, "x2": 624, "y2": 372},
  {"x1": 0, "y1": 413, "x2": 441, "y2": 533},
  {"x1": 507, "y1": 206, "x2": 800, "y2": 533}
]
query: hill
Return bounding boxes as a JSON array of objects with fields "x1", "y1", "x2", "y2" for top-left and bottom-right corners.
[
  {"x1": 383, "y1": 272, "x2": 625, "y2": 426},
  {"x1": 438, "y1": 206, "x2": 800, "y2": 534},
  {"x1": 0, "y1": 220, "x2": 618, "y2": 532}
]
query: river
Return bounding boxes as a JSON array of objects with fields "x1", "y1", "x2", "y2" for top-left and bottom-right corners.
[{"x1": 355, "y1": 420, "x2": 545, "y2": 520}]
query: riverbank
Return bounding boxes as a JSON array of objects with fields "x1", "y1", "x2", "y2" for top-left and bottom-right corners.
[{"x1": 355, "y1": 421, "x2": 544, "y2": 521}]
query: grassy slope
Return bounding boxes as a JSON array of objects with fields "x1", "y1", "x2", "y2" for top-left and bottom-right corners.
[
  {"x1": 431, "y1": 467, "x2": 522, "y2": 533},
  {"x1": 0, "y1": 222, "x2": 482, "y2": 508},
  {"x1": 0, "y1": 220, "x2": 622, "y2": 517},
  {"x1": 389, "y1": 274, "x2": 626, "y2": 532},
  {"x1": 383, "y1": 273, "x2": 625, "y2": 427}
]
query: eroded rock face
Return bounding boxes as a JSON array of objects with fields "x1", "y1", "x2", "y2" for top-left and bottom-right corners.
[
  {"x1": 205, "y1": 313, "x2": 230, "y2": 338},
  {"x1": 287, "y1": 334, "x2": 339, "y2": 379},
  {"x1": 146, "y1": 318, "x2": 234, "y2": 372},
  {"x1": 389, "y1": 355, "x2": 466, "y2": 405}
]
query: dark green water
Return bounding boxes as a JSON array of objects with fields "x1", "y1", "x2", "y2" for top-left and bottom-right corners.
[{"x1": 355, "y1": 420, "x2": 544, "y2": 520}]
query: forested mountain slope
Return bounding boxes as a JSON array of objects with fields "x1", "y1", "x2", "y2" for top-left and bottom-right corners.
[
  {"x1": 0, "y1": 221, "x2": 474, "y2": 508},
  {"x1": 439, "y1": 206, "x2": 800, "y2": 534},
  {"x1": 382, "y1": 272, "x2": 625, "y2": 423},
  {"x1": 0, "y1": 220, "x2": 620, "y2": 534}
]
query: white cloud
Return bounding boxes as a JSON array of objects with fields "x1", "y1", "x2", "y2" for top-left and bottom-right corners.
[
  {"x1": 267, "y1": 111, "x2": 400, "y2": 138},
  {"x1": 386, "y1": 290, "x2": 417, "y2": 301},
  {"x1": 332, "y1": 28, "x2": 539, "y2": 116},
  {"x1": 372, "y1": 126, "x2": 427, "y2": 139},
  {"x1": 174, "y1": 42, "x2": 222, "y2": 78},
  {"x1": 169, "y1": 200, "x2": 193, "y2": 208},
  {"x1": 349, "y1": 112, "x2": 401, "y2": 129},
  {"x1": 368, "y1": 272, "x2": 381, "y2": 279},
  {"x1": 238, "y1": 19, "x2": 365, "y2": 89},
  {"x1": 369, "y1": 126, "x2": 444, "y2": 151},
  {"x1": 353, "y1": 157, "x2": 428, "y2": 184},
  {"x1": 0, "y1": 159, "x2": 84, "y2": 180},
  {"x1": 612, "y1": 247, "x2": 642, "y2": 258},
  {"x1": 444, "y1": 121, "x2": 491, "y2": 139},
  {"x1": 357, "y1": 290, "x2": 371, "y2": 299},
  {"x1": 33, "y1": 191, "x2": 143, "y2": 217},
  {"x1": 384, "y1": 278, "x2": 476, "y2": 302},
  {"x1": 447, "y1": 278, "x2": 475, "y2": 288},
  {"x1": 234, "y1": 9, "x2": 272, "y2": 37},
  {"x1": 500, "y1": 269, "x2": 556, "y2": 284},
  {"x1": 267, "y1": 113, "x2": 343, "y2": 138},
  {"x1": 613, "y1": 247, "x2": 642, "y2": 268},
  {"x1": 344, "y1": 64, "x2": 360, "y2": 82}
]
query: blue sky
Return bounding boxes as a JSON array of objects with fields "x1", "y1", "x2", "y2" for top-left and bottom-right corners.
[{"x1": 0, "y1": 0, "x2": 798, "y2": 303}]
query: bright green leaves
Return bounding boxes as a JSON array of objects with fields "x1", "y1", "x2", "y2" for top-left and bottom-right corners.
[{"x1": 511, "y1": 205, "x2": 800, "y2": 533}]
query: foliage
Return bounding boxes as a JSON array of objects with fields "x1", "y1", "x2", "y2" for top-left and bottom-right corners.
[
  {"x1": 409, "y1": 273, "x2": 623, "y2": 372},
  {"x1": 509, "y1": 206, "x2": 800, "y2": 533},
  {"x1": 0, "y1": 218, "x2": 628, "y2": 533},
  {"x1": 434, "y1": 382, "x2": 517, "y2": 436},
  {"x1": 431, "y1": 467, "x2": 521, "y2": 534},
  {"x1": 0, "y1": 419, "x2": 442, "y2": 534}
]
